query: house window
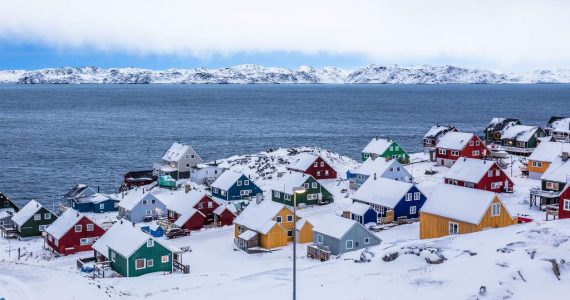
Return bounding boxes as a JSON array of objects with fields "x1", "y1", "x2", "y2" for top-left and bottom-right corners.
[
  {"x1": 274, "y1": 191, "x2": 280, "y2": 197},
  {"x1": 414, "y1": 192, "x2": 420, "y2": 200},
  {"x1": 147, "y1": 240, "x2": 154, "y2": 247},
  {"x1": 151, "y1": 199, "x2": 156, "y2": 204},
  {"x1": 284, "y1": 194, "x2": 291, "y2": 201},
  {"x1": 346, "y1": 240, "x2": 354, "y2": 249},
  {"x1": 111, "y1": 252, "x2": 116, "y2": 262},
  {"x1": 451, "y1": 150, "x2": 459, "y2": 156},
  {"x1": 364, "y1": 237, "x2": 370, "y2": 244},
  {"x1": 476, "y1": 140, "x2": 480, "y2": 146},
  {"x1": 316, "y1": 171, "x2": 321, "y2": 176},
  {"x1": 472, "y1": 150, "x2": 480, "y2": 156},
  {"x1": 99, "y1": 203, "x2": 105, "y2": 210},
  {"x1": 207, "y1": 202, "x2": 213, "y2": 208},
  {"x1": 147, "y1": 259, "x2": 154, "y2": 268},
  {"x1": 410, "y1": 206, "x2": 417, "y2": 215},
  {"x1": 87, "y1": 224, "x2": 94, "y2": 232},
  {"x1": 546, "y1": 182, "x2": 559, "y2": 190},
  {"x1": 532, "y1": 161, "x2": 542, "y2": 168},
  {"x1": 142, "y1": 200, "x2": 148, "y2": 205},
  {"x1": 276, "y1": 216, "x2": 282, "y2": 223},
  {"x1": 39, "y1": 225, "x2": 48, "y2": 231},
  {"x1": 44, "y1": 213, "x2": 51, "y2": 220},
  {"x1": 237, "y1": 180, "x2": 242, "y2": 186},
  {"x1": 465, "y1": 182, "x2": 475, "y2": 188},
  {"x1": 491, "y1": 203, "x2": 501, "y2": 216},
  {"x1": 221, "y1": 190, "x2": 227, "y2": 196},
  {"x1": 395, "y1": 145, "x2": 399, "y2": 151},
  {"x1": 317, "y1": 234, "x2": 323, "y2": 243},
  {"x1": 198, "y1": 202, "x2": 204, "y2": 209},
  {"x1": 405, "y1": 193, "x2": 412, "y2": 201},
  {"x1": 75, "y1": 225, "x2": 82, "y2": 232},
  {"x1": 240, "y1": 190, "x2": 251, "y2": 196},
  {"x1": 488, "y1": 170, "x2": 493, "y2": 177},
  {"x1": 244, "y1": 180, "x2": 250, "y2": 186},
  {"x1": 496, "y1": 169, "x2": 500, "y2": 176},
  {"x1": 287, "y1": 230, "x2": 293, "y2": 237},
  {"x1": 325, "y1": 170, "x2": 329, "y2": 176},
  {"x1": 313, "y1": 162, "x2": 318, "y2": 167},
  {"x1": 303, "y1": 183, "x2": 309, "y2": 189},
  {"x1": 312, "y1": 182, "x2": 318, "y2": 188},
  {"x1": 320, "y1": 161, "x2": 325, "y2": 167},
  {"x1": 438, "y1": 149, "x2": 446, "y2": 155},
  {"x1": 80, "y1": 238, "x2": 92, "y2": 246},
  {"x1": 34, "y1": 214, "x2": 41, "y2": 221},
  {"x1": 564, "y1": 199, "x2": 570, "y2": 211},
  {"x1": 286, "y1": 215, "x2": 293, "y2": 222},
  {"x1": 162, "y1": 255, "x2": 169, "y2": 263},
  {"x1": 146, "y1": 210, "x2": 152, "y2": 216},
  {"x1": 135, "y1": 259, "x2": 146, "y2": 270},
  {"x1": 470, "y1": 141, "x2": 474, "y2": 146},
  {"x1": 491, "y1": 182, "x2": 502, "y2": 189},
  {"x1": 449, "y1": 222, "x2": 459, "y2": 235}
]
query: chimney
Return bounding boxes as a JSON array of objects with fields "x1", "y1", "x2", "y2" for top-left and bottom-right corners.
[
  {"x1": 97, "y1": 186, "x2": 100, "y2": 193},
  {"x1": 562, "y1": 152, "x2": 569, "y2": 162},
  {"x1": 185, "y1": 184, "x2": 191, "y2": 193},
  {"x1": 374, "y1": 173, "x2": 377, "y2": 180}
]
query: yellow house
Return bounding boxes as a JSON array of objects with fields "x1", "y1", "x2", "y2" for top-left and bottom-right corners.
[
  {"x1": 234, "y1": 200, "x2": 312, "y2": 250},
  {"x1": 528, "y1": 141, "x2": 570, "y2": 179},
  {"x1": 420, "y1": 185, "x2": 517, "y2": 239}
]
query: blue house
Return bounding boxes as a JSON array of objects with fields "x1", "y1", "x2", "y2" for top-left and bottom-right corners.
[
  {"x1": 210, "y1": 171, "x2": 262, "y2": 202},
  {"x1": 348, "y1": 157, "x2": 413, "y2": 191},
  {"x1": 344, "y1": 202, "x2": 377, "y2": 225},
  {"x1": 351, "y1": 177, "x2": 426, "y2": 223},
  {"x1": 64, "y1": 184, "x2": 120, "y2": 213}
]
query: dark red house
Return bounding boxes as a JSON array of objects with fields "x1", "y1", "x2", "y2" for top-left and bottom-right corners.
[
  {"x1": 173, "y1": 208, "x2": 207, "y2": 230},
  {"x1": 45, "y1": 209, "x2": 105, "y2": 255},
  {"x1": 558, "y1": 184, "x2": 570, "y2": 219},
  {"x1": 213, "y1": 205, "x2": 237, "y2": 226},
  {"x1": 287, "y1": 153, "x2": 337, "y2": 179},
  {"x1": 435, "y1": 132, "x2": 490, "y2": 167},
  {"x1": 444, "y1": 157, "x2": 514, "y2": 193},
  {"x1": 167, "y1": 192, "x2": 220, "y2": 230}
]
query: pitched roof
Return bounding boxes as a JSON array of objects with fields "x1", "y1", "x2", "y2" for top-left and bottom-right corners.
[
  {"x1": 173, "y1": 207, "x2": 205, "y2": 227},
  {"x1": 211, "y1": 170, "x2": 246, "y2": 190},
  {"x1": 11, "y1": 200, "x2": 49, "y2": 226},
  {"x1": 160, "y1": 190, "x2": 212, "y2": 213},
  {"x1": 351, "y1": 177, "x2": 415, "y2": 208},
  {"x1": 528, "y1": 141, "x2": 570, "y2": 162},
  {"x1": 436, "y1": 132, "x2": 475, "y2": 150},
  {"x1": 484, "y1": 118, "x2": 520, "y2": 133},
  {"x1": 234, "y1": 200, "x2": 289, "y2": 235},
  {"x1": 421, "y1": 185, "x2": 508, "y2": 224},
  {"x1": 362, "y1": 138, "x2": 394, "y2": 155},
  {"x1": 75, "y1": 193, "x2": 119, "y2": 204},
  {"x1": 548, "y1": 117, "x2": 570, "y2": 134},
  {"x1": 64, "y1": 184, "x2": 97, "y2": 199},
  {"x1": 445, "y1": 158, "x2": 499, "y2": 183},
  {"x1": 117, "y1": 189, "x2": 159, "y2": 211},
  {"x1": 541, "y1": 158, "x2": 570, "y2": 183},
  {"x1": 423, "y1": 125, "x2": 456, "y2": 139},
  {"x1": 346, "y1": 202, "x2": 375, "y2": 216},
  {"x1": 92, "y1": 220, "x2": 170, "y2": 258},
  {"x1": 288, "y1": 153, "x2": 319, "y2": 171},
  {"x1": 45, "y1": 208, "x2": 96, "y2": 240},
  {"x1": 310, "y1": 214, "x2": 358, "y2": 239},
  {"x1": 213, "y1": 204, "x2": 237, "y2": 216},
  {"x1": 351, "y1": 157, "x2": 399, "y2": 176},
  {"x1": 272, "y1": 172, "x2": 312, "y2": 194},
  {"x1": 0, "y1": 208, "x2": 15, "y2": 220},
  {"x1": 162, "y1": 142, "x2": 199, "y2": 162},
  {"x1": 500, "y1": 125, "x2": 541, "y2": 142}
]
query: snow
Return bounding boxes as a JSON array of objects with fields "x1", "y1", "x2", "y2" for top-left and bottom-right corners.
[
  {"x1": 435, "y1": 132, "x2": 474, "y2": 150},
  {"x1": 529, "y1": 141, "x2": 570, "y2": 162},
  {"x1": 549, "y1": 117, "x2": 570, "y2": 134},
  {"x1": 288, "y1": 152, "x2": 319, "y2": 171},
  {"x1": 173, "y1": 208, "x2": 204, "y2": 228},
  {"x1": 445, "y1": 157, "x2": 498, "y2": 183},
  {"x1": 0, "y1": 208, "x2": 14, "y2": 219},
  {"x1": 164, "y1": 190, "x2": 209, "y2": 214},
  {"x1": 362, "y1": 138, "x2": 393, "y2": 154},
  {"x1": 77, "y1": 193, "x2": 118, "y2": 204},
  {"x1": 10, "y1": 199, "x2": 45, "y2": 226},
  {"x1": 92, "y1": 220, "x2": 153, "y2": 258},
  {"x1": 162, "y1": 142, "x2": 191, "y2": 162},
  {"x1": 309, "y1": 214, "x2": 356, "y2": 239},
  {"x1": 500, "y1": 125, "x2": 540, "y2": 142},
  {"x1": 213, "y1": 204, "x2": 236, "y2": 216},
  {"x1": 423, "y1": 125, "x2": 454, "y2": 139},
  {"x1": 351, "y1": 177, "x2": 414, "y2": 208},
  {"x1": 350, "y1": 156, "x2": 396, "y2": 176},
  {"x1": 540, "y1": 158, "x2": 570, "y2": 183},
  {"x1": 44, "y1": 209, "x2": 86, "y2": 240},
  {"x1": 117, "y1": 188, "x2": 157, "y2": 211},
  {"x1": 272, "y1": 172, "x2": 310, "y2": 194},
  {"x1": 421, "y1": 185, "x2": 508, "y2": 224},
  {"x1": 210, "y1": 170, "x2": 244, "y2": 190},
  {"x1": 345, "y1": 202, "x2": 373, "y2": 216},
  {"x1": 237, "y1": 230, "x2": 258, "y2": 241},
  {"x1": 233, "y1": 200, "x2": 285, "y2": 235}
]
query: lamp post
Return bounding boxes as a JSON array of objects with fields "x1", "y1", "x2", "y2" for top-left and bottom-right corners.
[{"x1": 292, "y1": 186, "x2": 306, "y2": 300}]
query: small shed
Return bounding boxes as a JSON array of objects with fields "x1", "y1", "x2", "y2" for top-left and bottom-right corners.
[{"x1": 344, "y1": 202, "x2": 377, "y2": 225}]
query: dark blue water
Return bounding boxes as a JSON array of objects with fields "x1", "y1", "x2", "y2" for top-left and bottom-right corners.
[{"x1": 1, "y1": 84, "x2": 569, "y2": 207}]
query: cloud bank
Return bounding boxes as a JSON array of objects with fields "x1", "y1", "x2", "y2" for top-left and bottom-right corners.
[{"x1": 0, "y1": 0, "x2": 568, "y2": 70}]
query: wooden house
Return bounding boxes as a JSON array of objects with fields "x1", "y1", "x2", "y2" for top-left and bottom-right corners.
[
  {"x1": 420, "y1": 185, "x2": 516, "y2": 239},
  {"x1": 190, "y1": 162, "x2": 227, "y2": 185},
  {"x1": 63, "y1": 184, "x2": 120, "y2": 213},
  {"x1": 92, "y1": 221, "x2": 177, "y2": 277},
  {"x1": 0, "y1": 193, "x2": 19, "y2": 229},
  {"x1": 166, "y1": 190, "x2": 221, "y2": 228},
  {"x1": 423, "y1": 125, "x2": 458, "y2": 161},
  {"x1": 343, "y1": 202, "x2": 377, "y2": 225},
  {"x1": 45, "y1": 208, "x2": 105, "y2": 255},
  {"x1": 271, "y1": 172, "x2": 334, "y2": 207},
  {"x1": 0, "y1": 192, "x2": 19, "y2": 211},
  {"x1": 287, "y1": 153, "x2": 337, "y2": 179},
  {"x1": 310, "y1": 214, "x2": 381, "y2": 256},
  {"x1": 499, "y1": 125, "x2": 546, "y2": 156},
  {"x1": 545, "y1": 116, "x2": 570, "y2": 141},
  {"x1": 444, "y1": 158, "x2": 514, "y2": 193},
  {"x1": 213, "y1": 204, "x2": 237, "y2": 226},
  {"x1": 557, "y1": 184, "x2": 570, "y2": 219},
  {"x1": 484, "y1": 118, "x2": 521, "y2": 142},
  {"x1": 233, "y1": 200, "x2": 312, "y2": 251},
  {"x1": 156, "y1": 142, "x2": 203, "y2": 179},
  {"x1": 528, "y1": 141, "x2": 570, "y2": 179},
  {"x1": 530, "y1": 157, "x2": 570, "y2": 209},
  {"x1": 435, "y1": 132, "x2": 489, "y2": 167},
  {"x1": 351, "y1": 177, "x2": 426, "y2": 223},
  {"x1": 347, "y1": 157, "x2": 412, "y2": 191},
  {"x1": 211, "y1": 171, "x2": 263, "y2": 202},
  {"x1": 117, "y1": 188, "x2": 169, "y2": 223},
  {"x1": 11, "y1": 200, "x2": 58, "y2": 238},
  {"x1": 361, "y1": 138, "x2": 410, "y2": 163}
]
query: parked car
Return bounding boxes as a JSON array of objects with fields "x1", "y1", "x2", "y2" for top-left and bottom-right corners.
[
  {"x1": 143, "y1": 215, "x2": 153, "y2": 222},
  {"x1": 165, "y1": 228, "x2": 191, "y2": 239}
]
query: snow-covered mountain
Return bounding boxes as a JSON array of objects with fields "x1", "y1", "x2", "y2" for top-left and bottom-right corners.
[{"x1": 1, "y1": 64, "x2": 570, "y2": 84}]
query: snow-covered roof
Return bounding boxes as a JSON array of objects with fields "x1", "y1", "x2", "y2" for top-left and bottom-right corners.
[
  {"x1": 529, "y1": 141, "x2": 570, "y2": 162},
  {"x1": 423, "y1": 125, "x2": 455, "y2": 139},
  {"x1": 211, "y1": 170, "x2": 246, "y2": 190},
  {"x1": 162, "y1": 142, "x2": 196, "y2": 163},
  {"x1": 117, "y1": 189, "x2": 160, "y2": 211},
  {"x1": 272, "y1": 172, "x2": 311, "y2": 194},
  {"x1": 485, "y1": 118, "x2": 519, "y2": 133},
  {"x1": 541, "y1": 158, "x2": 570, "y2": 183},
  {"x1": 234, "y1": 200, "x2": 288, "y2": 234},
  {"x1": 45, "y1": 208, "x2": 95, "y2": 240},
  {"x1": 445, "y1": 158, "x2": 499, "y2": 183},
  {"x1": 213, "y1": 204, "x2": 237, "y2": 216},
  {"x1": 0, "y1": 208, "x2": 14, "y2": 219},
  {"x1": 75, "y1": 193, "x2": 118, "y2": 204},
  {"x1": 500, "y1": 125, "x2": 540, "y2": 142},
  {"x1": 64, "y1": 184, "x2": 97, "y2": 199},
  {"x1": 362, "y1": 138, "x2": 394, "y2": 155},
  {"x1": 351, "y1": 157, "x2": 397, "y2": 176},
  {"x1": 421, "y1": 185, "x2": 507, "y2": 225},
  {"x1": 92, "y1": 220, "x2": 169, "y2": 258},
  {"x1": 11, "y1": 200, "x2": 48, "y2": 226},
  {"x1": 238, "y1": 230, "x2": 258, "y2": 241},
  {"x1": 158, "y1": 189, "x2": 210, "y2": 213},
  {"x1": 288, "y1": 153, "x2": 319, "y2": 171},
  {"x1": 436, "y1": 132, "x2": 474, "y2": 150},
  {"x1": 549, "y1": 117, "x2": 570, "y2": 133},
  {"x1": 310, "y1": 214, "x2": 358, "y2": 240},
  {"x1": 346, "y1": 202, "x2": 374, "y2": 216},
  {"x1": 173, "y1": 207, "x2": 205, "y2": 227},
  {"x1": 351, "y1": 177, "x2": 415, "y2": 208}
]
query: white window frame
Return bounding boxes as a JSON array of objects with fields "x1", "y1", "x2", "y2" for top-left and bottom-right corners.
[
  {"x1": 488, "y1": 170, "x2": 493, "y2": 177},
  {"x1": 405, "y1": 193, "x2": 412, "y2": 201},
  {"x1": 240, "y1": 190, "x2": 251, "y2": 196},
  {"x1": 449, "y1": 222, "x2": 459, "y2": 235},
  {"x1": 303, "y1": 183, "x2": 309, "y2": 189},
  {"x1": 563, "y1": 199, "x2": 570, "y2": 211},
  {"x1": 75, "y1": 225, "x2": 82, "y2": 232},
  {"x1": 320, "y1": 161, "x2": 325, "y2": 167},
  {"x1": 491, "y1": 203, "x2": 501, "y2": 216},
  {"x1": 236, "y1": 180, "x2": 242, "y2": 186},
  {"x1": 317, "y1": 234, "x2": 323, "y2": 244},
  {"x1": 44, "y1": 213, "x2": 51, "y2": 220},
  {"x1": 135, "y1": 258, "x2": 146, "y2": 270},
  {"x1": 414, "y1": 192, "x2": 420, "y2": 200},
  {"x1": 286, "y1": 215, "x2": 293, "y2": 222},
  {"x1": 80, "y1": 238, "x2": 91, "y2": 246},
  {"x1": 495, "y1": 169, "x2": 500, "y2": 176},
  {"x1": 34, "y1": 214, "x2": 41, "y2": 221},
  {"x1": 87, "y1": 224, "x2": 94, "y2": 232},
  {"x1": 220, "y1": 190, "x2": 227, "y2": 196},
  {"x1": 313, "y1": 162, "x2": 318, "y2": 167},
  {"x1": 111, "y1": 251, "x2": 116, "y2": 262},
  {"x1": 274, "y1": 191, "x2": 281, "y2": 197},
  {"x1": 325, "y1": 170, "x2": 329, "y2": 176},
  {"x1": 472, "y1": 150, "x2": 480, "y2": 156},
  {"x1": 147, "y1": 259, "x2": 154, "y2": 268},
  {"x1": 147, "y1": 239, "x2": 154, "y2": 247},
  {"x1": 312, "y1": 182, "x2": 318, "y2": 188},
  {"x1": 276, "y1": 216, "x2": 282, "y2": 223},
  {"x1": 284, "y1": 194, "x2": 291, "y2": 201},
  {"x1": 244, "y1": 180, "x2": 250, "y2": 186},
  {"x1": 346, "y1": 240, "x2": 354, "y2": 249},
  {"x1": 409, "y1": 206, "x2": 417, "y2": 215},
  {"x1": 451, "y1": 150, "x2": 459, "y2": 156},
  {"x1": 162, "y1": 255, "x2": 169, "y2": 263},
  {"x1": 438, "y1": 148, "x2": 446, "y2": 155},
  {"x1": 364, "y1": 237, "x2": 370, "y2": 244},
  {"x1": 491, "y1": 182, "x2": 502, "y2": 189},
  {"x1": 39, "y1": 225, "x2": 48, "y2": 231},
  {"x1": 99, "y1": 203, "x2": 105, "y2": 210},
  {"x1": 532, "y1": 161, "x2": 542, "y2": 168},
  {"x1": 207, "y1": 202, "x2": 213, "y2": 208}
]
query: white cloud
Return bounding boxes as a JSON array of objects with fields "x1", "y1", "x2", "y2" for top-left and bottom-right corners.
[{"x1": 0, "y1": 0, "x2": 568, "y2": 70}]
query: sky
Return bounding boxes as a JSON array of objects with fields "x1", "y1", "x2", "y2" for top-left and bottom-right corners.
[{"x1": 0, "y1": 0, "x2": 569, "y2": 71}]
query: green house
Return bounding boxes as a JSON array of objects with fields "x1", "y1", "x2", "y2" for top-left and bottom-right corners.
[
  {"x1": 11, "y1": 200, "x2": 57, "y2": 238},
  {"x1": 271, "y1": 172, "x2": 333, "y2": 206},
  {"x1": 0, "y1": 193, "x2": 19, "y2": 211},
  {"x1": 92, "y1": 221, "x2": 175, "y2": 277},
  {"x1": 361, "y1": 138, "x2": 409, "y2": 163},
  {"x1": 158, "y1": 175, "x2": 177, "y2": 189}
]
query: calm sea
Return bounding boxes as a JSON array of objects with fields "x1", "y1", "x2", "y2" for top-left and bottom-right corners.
[{"x1": 1, "y1": 84, "x2": 569, "y2": 207}]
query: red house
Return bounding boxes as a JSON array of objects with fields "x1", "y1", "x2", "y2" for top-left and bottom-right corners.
[
  {"x1": 444, "y1": 157, "x2": 514, "y2": 193},
  {"x1": 558, "y1": 184, "x2": 570, "y2": 219},
  {"x1": 435, "y1": 132, "x2": 490, "y2": 167},
  {"x1": 167, "y1": 191, "x2": 221, "y2": 230},
  {"x1": 287, "y1": 153, "x2": 337, "y2": 179},
  {"x1": 44, "y1": 209, "x2": 105, "y2": 255},
  {"x1": 213, "y1": 204, "x2": 237, "y2": 226}
]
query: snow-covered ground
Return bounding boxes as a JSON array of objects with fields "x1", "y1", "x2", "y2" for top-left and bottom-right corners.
[{"x1": 1, "y1": 149, "x2": 568, "y2": 300}]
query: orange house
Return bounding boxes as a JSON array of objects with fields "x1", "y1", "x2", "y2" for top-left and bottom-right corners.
[
  {"x1": 234, "y1": 200, "x2": 312, "y2": 251},
  {"x1": 420, "y1": 185, "x2": 516, "y2": 239},
  {"x1": 528, "y1": 141, "x2": 570, "y2": 179}
]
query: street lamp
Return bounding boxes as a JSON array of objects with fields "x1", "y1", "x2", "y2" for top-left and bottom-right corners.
[{"x1": 292, "y1": 186, "x2": 306, "y2": 300}]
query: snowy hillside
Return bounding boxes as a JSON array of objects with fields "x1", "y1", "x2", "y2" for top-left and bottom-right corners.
[{"x1": 2, "y1": 64, "x2": 570, "y2": 84}]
